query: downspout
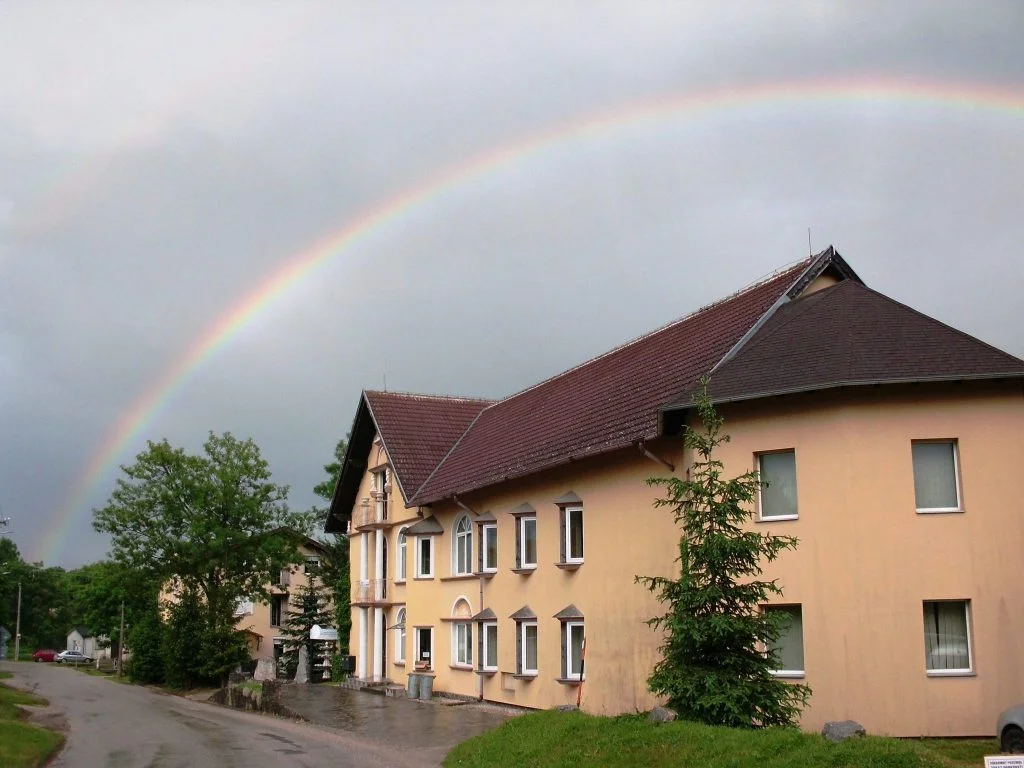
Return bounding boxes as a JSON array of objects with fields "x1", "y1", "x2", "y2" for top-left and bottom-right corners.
[
  {"x1": 637, "y1": 441, "x2": 675, "y2": 472},
  {"x1": 453, "y1": 494, "x2": 486, "y2": 702}
]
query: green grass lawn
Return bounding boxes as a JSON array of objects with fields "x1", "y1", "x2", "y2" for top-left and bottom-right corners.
[
  {"x1": 444, "y1": 711, "x2": 999, "y2": 768},
  {"x1": 0, "y1": 671, "x2": 65, "y2": 768}
]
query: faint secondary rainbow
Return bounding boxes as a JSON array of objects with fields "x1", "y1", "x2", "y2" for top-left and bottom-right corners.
[{"x1": 44, "y1": 76, "x2": 1023, "y2": 562}]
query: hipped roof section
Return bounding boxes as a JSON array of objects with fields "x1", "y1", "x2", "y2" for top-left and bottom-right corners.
[
  {"x1": 665, "y1": 278, "x2": 1024, "y2": 410},
  {"x1": 325, "y1": 391, "x2": 492, "y2": 532},
  {"x1": 409, "y1": 257, "x2": 814, "y2": 505}
]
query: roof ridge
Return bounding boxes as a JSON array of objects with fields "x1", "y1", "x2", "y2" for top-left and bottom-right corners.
[
  {"x1": 855, "y1": 282, "x2": 1024, "y2": 366},
  {"x1": 364, "y1": 389, "x2": 495, "y2": 404},
  {"x1": 485, "y1": 258, "x2": 812, "y2": 409}
]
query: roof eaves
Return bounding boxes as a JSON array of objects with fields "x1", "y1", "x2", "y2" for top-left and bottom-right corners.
[
  {"x1": 325, "y1": 396, "x2": 374, "y2": 533},
  {"x1": 661, "y1": 372, "x2": 1024, "y2": 413}
]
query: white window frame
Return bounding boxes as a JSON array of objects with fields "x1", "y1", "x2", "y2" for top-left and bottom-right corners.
[
  {"x1": 453, "y1": 515, "x2": 473, "y2": 576},
  {"x1": 481, "y1": 622, "x2": 498, "y2": 672},
  {"x1": 912, "y1": 439, "x2": 963, "y2": 514},
  {"x1": 562, "y1": 505, "x2": 584, "y2": 563},
  {"x1": 519, "y1": 621, "x2": 538, "y2": 676},
  {"x1": 414, "y1": 626, "x2": 433, "y2": 669},
  {"x1": 564, "y1": 621, "x2": 585, "y2": 681},
  {"x1": 397, "y1": 527, "x2": 408, "y2": 582},
  {"x1": 482, "y1": 524, "x2": 498, "y2": 572},
  {"x1": 519, "y1": 516, "x2": 537, "y2": 569},
  {"x1": 394, "y1": 607, "x2": 406, "y2": 664},
  {"x1": 373, "y1": 468, "x2": 389, "y2": 522},
  {"x1": 416, "y1": 536, "x2": 434, "y2": 579},
  {"x1": 756, "y1": 450, "x2": 799, "y2": 521},
  {"x1": 924, "y1": 600, "x2": 973, "y2": 676},
  {"x1": 452, "y1": 621, "x2": 473, "y2": 668},
  {"x1": 763, "y1": 604, "x2": 805, "y2": 678}
]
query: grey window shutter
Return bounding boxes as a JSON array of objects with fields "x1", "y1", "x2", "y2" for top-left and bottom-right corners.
[
  {"x1": 516, "y1": 623, "x2": 522, "y2": 674},
  {"x1": 560, "y1": 622, "x2": 567, "y2": 678},
  {"x1": 559, "y1": 508, "x2": 566, "y2": 562},
  {"x1": 515, "y1": 521, "x2": 522, "y2": 568}
]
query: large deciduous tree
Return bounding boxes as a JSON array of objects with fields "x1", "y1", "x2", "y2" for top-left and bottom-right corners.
[
  {"x1": 636, "y1": 380, "x2": 810, "y2": 728},
  {"x1": 93, "y1": 431, "x2": 313, "y2": 683}
]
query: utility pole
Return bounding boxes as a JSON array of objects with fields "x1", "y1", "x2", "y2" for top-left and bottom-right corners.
[
  {"x1": 118, "y1": 601, "x2": 125, "y2": 678},
  {"x1": 14, "y1": 582, "x2": 22, "y2": 662}
]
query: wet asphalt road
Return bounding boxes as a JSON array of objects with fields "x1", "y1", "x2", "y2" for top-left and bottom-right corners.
[{"x1": 2, "y1": 661, "x2": 502, "y2": 767}]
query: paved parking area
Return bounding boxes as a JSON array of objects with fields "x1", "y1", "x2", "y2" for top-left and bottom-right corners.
[{"x1": 278, "y1": 683, "x2": 513, "y2": 751}]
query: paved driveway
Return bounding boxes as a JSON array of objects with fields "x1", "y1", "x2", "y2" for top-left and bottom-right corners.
[{"x1": 1, "y1": 662, "x2": 509, "y2": 767}]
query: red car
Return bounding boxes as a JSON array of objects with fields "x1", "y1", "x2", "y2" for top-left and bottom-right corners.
[{"x1": 32, "y1": 649, "x2": 57, "y2": 662}]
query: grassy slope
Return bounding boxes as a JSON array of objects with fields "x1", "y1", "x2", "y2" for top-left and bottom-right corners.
[
  {"x1": 0, "y1": 670, "x2": 65, "y2": 768},
  {"x1": 444, "y1": 711, "x2": 998, "y2": 768}
]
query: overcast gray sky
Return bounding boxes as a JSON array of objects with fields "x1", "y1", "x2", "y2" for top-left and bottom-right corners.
[{"x1": 1, "y1": 2, "x2": 1021, "y2": 568}]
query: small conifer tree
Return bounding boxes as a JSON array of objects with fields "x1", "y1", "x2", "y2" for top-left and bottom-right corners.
[
  {"x1": 636, "y1": 379, "x2": 811, "y2": 727},
  {"x1": 278, "y1": 567, "x2": 333, "y2": 679}
]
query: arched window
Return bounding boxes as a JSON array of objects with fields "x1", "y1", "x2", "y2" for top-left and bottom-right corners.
[
  {"x1": 453, "y1": 515, "x2": 473, "y2": 576},
  {"x1": 395, "y1": 607, "x2": 406, "y2": 664},
  {"x1": 451, "y1": 598, "x2": 473, "y2": 667},
  {"x1": 397, "y1": 527, "x2": 408, "y2": 581}
]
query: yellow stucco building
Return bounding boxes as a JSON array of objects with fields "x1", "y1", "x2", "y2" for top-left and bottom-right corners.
[{"x1": 325, "y1": 248, "x2": 1024, "y2": 736}]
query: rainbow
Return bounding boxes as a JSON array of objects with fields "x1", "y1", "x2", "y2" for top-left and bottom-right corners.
[{"x1": 42, "y1": 77, "x2": 1024, "y2": 563}]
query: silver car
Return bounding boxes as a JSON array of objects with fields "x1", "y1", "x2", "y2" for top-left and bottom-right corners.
[
  {"x1": 998, "y1": 704, "x2": 1024, "y2": 753},
  {"x1": 55, "y1": 650, "x2": 92, "y2": 664}
]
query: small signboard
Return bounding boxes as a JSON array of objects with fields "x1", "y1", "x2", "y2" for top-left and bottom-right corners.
[
  {"x1": 985, "y1": 756, "x2": 1024, "y2": 767},
  {"x1": 310, "y1": 625, "x2": 339, "y2": 641}
]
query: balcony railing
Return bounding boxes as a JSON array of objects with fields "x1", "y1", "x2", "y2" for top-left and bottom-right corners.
[
  {"x1": 351, "y1": 496, "x2": 392, "y2": 531},
  {"x1": 351, "y1": 578, "x2": 392, "y2": 606}
]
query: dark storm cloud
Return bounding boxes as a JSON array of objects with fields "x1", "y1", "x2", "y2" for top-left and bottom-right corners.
[{"x1": 0, "y1": 1, "x2": 1021, "y2": 565}]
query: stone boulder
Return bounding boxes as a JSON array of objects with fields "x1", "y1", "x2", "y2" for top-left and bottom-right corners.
[
  {"x1": 254, "y1": 657, "x2": 277, "y2": 682},
  {"x1": 294, "y1": 646, "x2": 309, "y2": 684},
  {"x1": 648, "y1": 706, "x2": 678, "y2": 723},
  {"x1": 822, "y1": 720, "x2": 866, "y2": 742}
]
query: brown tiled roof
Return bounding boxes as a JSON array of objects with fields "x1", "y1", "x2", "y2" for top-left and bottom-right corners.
[
  {"x1": 410, "y1": 259, "x2": 812, "y2": 505},
  {"x1": 364, "y1": 391, "x2": 493, "y2": 501},
  {"x1": 675, "y1": 279, "x2": 1024, "y2": 407}
]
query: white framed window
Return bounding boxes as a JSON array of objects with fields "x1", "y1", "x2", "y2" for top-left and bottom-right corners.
[
  {"x1": 563, "y1": 621, "x2": 585, "y2": 680},
  {"x1": 270, "y1": 595, "x2": 284, "y2": 627},
  {"x1": 304, "y1": 555, "x2": 320, "y2": 573},
  {"x1": 453, "y1": 515, "x2": 473, "y2": 576},
  {"x1": 481, "y1": 524, "x2": 498, "y2": 572},
  {"x1": 518, "y1": 621, "x2": 538, "y2": 675},
  {"x1": 395, "y1": 607, "x2": 406, "y2": 664},
  {"x1": 764, "y1": 605, "x2": 805, "y2": 677},
  {"x1": 452, "y1": 622, "x2": 473, "y2": 667},
  {"x1": 561, "y1": 506, "x2": 584, "y2": 563},
  {"x1": 517, "y1": 516, "x2": 537, "y2": 569},
  {"x1": 757, "y1": 450, "x2": 798, "y2": 520},
  {"x1": 416, "y1": 536, "x2": 434, "y2": 579},
  {"x1": 912, "y1": 440, "x2": 962, "y2": 513},
  {"x1": 414, "y1": 626, "x2": 433, "y2": 669},
  {"x1": 397, "y1": 527, "x2": 408, "y2": 581},
  {"x1": 924, "y1": 600, "x2": 972, "y2": 675},
  {"x1": 481, "y1": 622, "x2": 498, "y2": 671}
]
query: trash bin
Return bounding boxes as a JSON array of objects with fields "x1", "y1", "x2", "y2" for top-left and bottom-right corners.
[
  {"x1": 418, "y1": 673, "x2": 434, "y2": 700},
  {"x1": 407, "y1": 673, "x2": 420, "y2": 699}
]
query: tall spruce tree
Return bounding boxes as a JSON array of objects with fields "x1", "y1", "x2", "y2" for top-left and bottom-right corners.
[
  {"x1": 636, "y1": 379, "x2": 811, "y2": 728},
  {"x1": 313, "y1": 437, "x2": 351, "y2": 652},
  {"x1": 278, "y1": 567, "x2": 333, "y2": 679}
]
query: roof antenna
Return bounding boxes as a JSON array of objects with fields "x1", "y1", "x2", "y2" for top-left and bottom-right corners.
[
  {"x1": 383, "y1": 373, "x2": 387, "y2": 392},
  {"x1": 807, "y1": 227, "x2": 812, "y2": 257}
]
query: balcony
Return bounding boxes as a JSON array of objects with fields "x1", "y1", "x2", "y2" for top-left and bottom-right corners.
[
  {"x1": 352, "y1": 496, "x2": 393, "y2": 531},
  {"x1": 351, "y1": 578, "x2": 393, "y2": 607}
]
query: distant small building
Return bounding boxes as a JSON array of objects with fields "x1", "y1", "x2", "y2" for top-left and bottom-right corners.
[{"x1": 67, "y1": 627, "x2": 97, "y2": 657}]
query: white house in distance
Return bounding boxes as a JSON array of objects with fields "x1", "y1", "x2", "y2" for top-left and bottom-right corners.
[{"x1": 66, "y1": 627, "x2": 98, "y2": 657}]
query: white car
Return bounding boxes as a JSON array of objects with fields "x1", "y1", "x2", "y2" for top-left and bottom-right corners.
[{"x1": 55, "y1": 650, "x2": 92, "y2": 664}]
